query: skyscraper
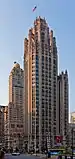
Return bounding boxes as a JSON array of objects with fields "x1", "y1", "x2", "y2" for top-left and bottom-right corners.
[
  {"x1": 8, "y1": 62, "x2": 24, "y2": 149},
  {"x1": 57, "y1": 71, "x2": 69, "y2": 145},
  {"x1": 24, "y1": 17, "x2": 58, "y2": 152}
]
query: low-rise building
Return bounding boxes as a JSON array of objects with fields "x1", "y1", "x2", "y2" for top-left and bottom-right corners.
[
  {"x1": 69, "y1": 123, "x2": 75, "y2": 148},
  {"x1": 70, "y1": 112, "x2": 75, "y2": 123}
]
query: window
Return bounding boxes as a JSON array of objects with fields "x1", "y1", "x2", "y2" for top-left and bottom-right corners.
[
  {"x1": 32, "y1": 55, "x2": 35, "y2": 59},
  {"x1": 42, "y1": 56, "x2": 44, "y2": 61},
  {"x1": 11, "y1": 124, "x2": 15, "y2": 128},
  {"x1": 53, "y1": 59, "x2": 56, "y2": 65}
]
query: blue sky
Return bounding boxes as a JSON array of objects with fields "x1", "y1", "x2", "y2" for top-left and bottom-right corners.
[{"x1": 0, "y1": 0, "x2": 75, "y2": 112}]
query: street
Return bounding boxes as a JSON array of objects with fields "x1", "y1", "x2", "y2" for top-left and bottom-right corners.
[{"x1": 5, "y1": 154, "x2": 45, "y2": 159}]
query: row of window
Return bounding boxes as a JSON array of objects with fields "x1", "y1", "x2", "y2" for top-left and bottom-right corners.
[
  {"x1": 11, "y1": 124, "x2": 23, "y2": 128},
  {"x1": 32, "y1": 57, "x2": 56, "y2": 64}
]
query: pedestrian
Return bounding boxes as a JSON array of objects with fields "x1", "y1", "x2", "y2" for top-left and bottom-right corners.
[{"x1": 0, "y1": 150, "x2": 4, "y2": 159}]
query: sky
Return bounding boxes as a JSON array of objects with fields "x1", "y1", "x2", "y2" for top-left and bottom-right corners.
[{"x1": 0, "y1": 0, "x2": 75, "y2": 112}]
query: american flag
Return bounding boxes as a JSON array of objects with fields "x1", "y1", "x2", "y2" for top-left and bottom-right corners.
[{"x1": 32, "y1": 6, "x2": 37, "y2": 12}]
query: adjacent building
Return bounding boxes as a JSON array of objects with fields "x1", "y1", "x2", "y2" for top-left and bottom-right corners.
[
  {"x1": 24, "y1": 17, "x2": 58, "y2": 152},
  {"x1": 70, "y1": 112, "x2": 75, "y2": 123},
  {"x1": 0, "y1": 105, "x2": 8, "y2": 148},
  {"x1": 4, "y1": 106, "x2": 8, "y2": 149},
  {"x1": 69, "y1": 112, "x2": 75, "y2": 147},
  {"x1": 69, "y1": 123, "x2": 75, "y2": 148},
  {"x1": 8, "y1": 62, "x2": 24, "y2": 149},
  {"x1": 57, "y1": 71, "x2": 69, "y2": 146}
]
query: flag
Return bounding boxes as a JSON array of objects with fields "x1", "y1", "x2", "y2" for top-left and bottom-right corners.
[{"x1": 32, "y1": 6, "x2": 37, "y2": 12}]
